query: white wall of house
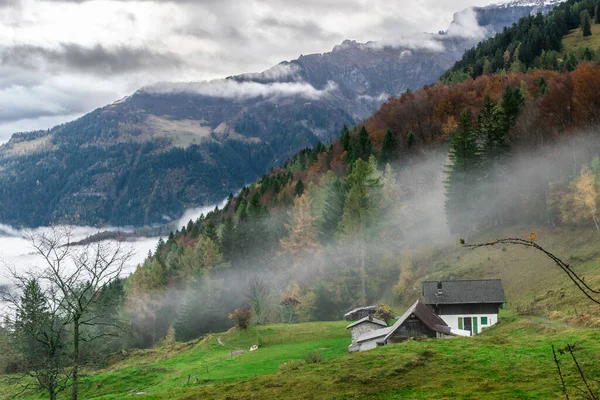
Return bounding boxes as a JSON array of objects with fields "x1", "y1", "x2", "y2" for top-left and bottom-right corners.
[{"x1": 439, "y1": 313, "x2": 498, "y2": 335}]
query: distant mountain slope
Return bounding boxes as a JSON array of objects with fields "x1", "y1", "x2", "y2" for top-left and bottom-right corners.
[{"x1": 0, "y1": 0, "x2": 560, "y2": 227}]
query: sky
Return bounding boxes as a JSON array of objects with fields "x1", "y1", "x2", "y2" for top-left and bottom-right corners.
[{"x1": 0, "y1": 0, "x2": 501, "y2": 144}]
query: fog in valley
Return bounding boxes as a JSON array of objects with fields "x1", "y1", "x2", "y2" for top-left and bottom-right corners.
[{"x1": 0, "y1": 199, "x2": 229, "y2": 282}]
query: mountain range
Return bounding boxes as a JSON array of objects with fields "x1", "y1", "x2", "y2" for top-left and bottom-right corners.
[{"x1": 0, "y1": 0, "x2": 561, "y2": 227}]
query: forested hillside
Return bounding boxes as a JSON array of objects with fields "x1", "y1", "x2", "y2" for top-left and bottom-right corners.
[
  {"x1": 104, "y1": 56, "x2": 600, "y2": 350},
  {"x1": 0, "y1": 0, "x2": 559, "y2": 228},
  {"x1": 443, "y1": 0, "x2": 600, "y2": 82}
]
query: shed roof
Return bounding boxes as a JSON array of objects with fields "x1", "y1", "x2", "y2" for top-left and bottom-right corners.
[
  {"x1": 356, "y1": 326, "x2": 392, "y2": 344},
  {"x1": 346, "y1": 315, "x2": 388, "y2": 329},
  {"x1": 343, "y1": 305, "x2": 376, "y2": 318},
  {"x1": 383, "y1": 300, "x2": 452, "y2": 343},
  {"x1": 423, "y1": 279, "x2": 506, "y2": 305}
]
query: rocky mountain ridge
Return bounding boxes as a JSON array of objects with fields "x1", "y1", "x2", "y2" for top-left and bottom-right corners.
[{"x1": 0, "y1": 0, "x2": 562, "y2": 227}]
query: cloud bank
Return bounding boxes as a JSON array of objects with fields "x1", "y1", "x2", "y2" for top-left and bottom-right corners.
[
  {"x1": 142, "y1": 79, "x2": 339, "y2": 101},
  {"x1": 0, "y1": 0, "x2": 500, "y2": 143}
]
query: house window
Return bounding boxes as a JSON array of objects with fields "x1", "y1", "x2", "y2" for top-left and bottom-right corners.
[
  {"x1": 458, "y1": 317, "x2": 463, "y2": 330},
  {"x1": 481, "y1": 316, "x2": 488, "y2": 325}
]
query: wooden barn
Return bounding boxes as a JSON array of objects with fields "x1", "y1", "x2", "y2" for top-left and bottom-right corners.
[
  {"x1": 423, "y1": 279, "x2": 506, "y2": 336},
  {"x1": 348, "y1": 300, "x2": 469, "y2": 352}
]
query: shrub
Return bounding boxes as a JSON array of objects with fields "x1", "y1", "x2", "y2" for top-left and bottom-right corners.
[
  {"x1": 304, "y1": 350, "x2": 324, "y2": 364},
  {"x1": 229, "y1": 307, "x2": 252, "y2": 329},
  {"x1": 375, "y1": 303, "x2": 396, "y2": 323},
  {"x1": 279, "y1": 359, "x2": 305, "y2": 371}
]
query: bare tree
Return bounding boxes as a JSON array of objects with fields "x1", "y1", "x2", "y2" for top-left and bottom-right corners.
[
  {"x1": 24, "y1": 227, "x2": 134, "y2": 400},
  {"x1": 244, "y1": 277, "x2": 270, "y2": 325},
  {"x1": 462, "y1": 235, "x2": 600, "y2": 305}
]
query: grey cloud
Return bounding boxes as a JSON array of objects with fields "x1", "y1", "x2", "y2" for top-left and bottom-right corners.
[
  {"x1": 260, "y1": 16, "x2": 342, "y2": 41},
  {"x1": 0, "y1": 43, "x2": 184, "y2": 75},
  {"x1": 0, "y1": 0, "x2": 18, "y2": 7}
]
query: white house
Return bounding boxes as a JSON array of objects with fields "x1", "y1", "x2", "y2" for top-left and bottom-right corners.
[{"x1": 422, "y1": 279, "x2": 507, "y2": 336}]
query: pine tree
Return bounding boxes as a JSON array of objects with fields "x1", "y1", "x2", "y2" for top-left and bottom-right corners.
[
  {"x1": 295, "y1": 179, "x2": 305, "y2": 197},
  {"x1": 340, "y1": 125, "x2": 350, "y2": 152},
  {"x1": 220, "y1": 216, "x2": 236, "y2": 261},
  {"x1": 478, "y1": 97, "x2": 509, "y2": 165},
  {"x1": 339, "y1": 157, "x2": 383, "y2": 305},
  {"x1": 582, "y1": 10, "x2": 592, "y2": 36},
  {"x1": 444, "y1": 110, "x2": 481, "y2": 235},
  {"x1": 319, "y1": 174, "x2": 347, "y2": 244},
  {"x1": 539, "y1": 77, "x2": 549, "y2": 96},
  {"x1": 247, "y1": 192, "x2": 265, "y2": 218},
  {"x1": 407, "y1": 131, "x2": 415, "y2": 148},
  {"x1": 349, "y1": 126, "x2": 374, "y2": 163},
  {"x1": 380, "y1": 128, "x2": 398, "y2": 164},
  {"x1": 477, "y1": 97, "x2": 510, "y2": 228},
  {"x1": 596, "y1": 5, "x2": 600, "y2": 24},
  {"x1": 205, "y1": 220, "x2": 218, "y2": 242},
  {"x1": 15, "y1": 279, "x2": 67, "y2": 400},
  {"x1": 501, "y1": 85, "x2": 524, "y2": 129}
]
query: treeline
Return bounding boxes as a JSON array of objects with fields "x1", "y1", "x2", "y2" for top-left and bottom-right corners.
[
  {"x1": 100, "y1": 63, "x2": 600, "y2": 349},
  {"x1": 442, "y1": 0, "x2": 600, "y2": 83}
]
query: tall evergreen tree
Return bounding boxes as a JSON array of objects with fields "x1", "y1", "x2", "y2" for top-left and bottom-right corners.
[
  {"x1": 295, "y1": 179, "x2": 305, "y2": 197},
  {"x1": 14, "y1": 279, "x2": 68, "y2": 400},
  {"x1": 349, "y1": 126, "x2": 374, "y2": 163},
  {"x1": 501, "y1": 85, "x2": 524, "y2": 129},
  {"x1": 319, "y1": 174, "x2": 347, "y2": 245},
  {"x1": 220, "y1": 216, "x2": 235, "y2": 261},
  {"x1": 407, "y1": 131, "x2": 415, "y2": 148},
  {"x1": 339, "y1": 157, "x2": 383, "y2": 304},
  {"x1": 340, "y1": 125, "x2": 350, "y2": 152},
  {"x1": 205, "y1": 220, "x2": 218, "y2": 243},
  {"x1": 477, "y1": 97, "x2": 510, "y2": 228},
  {"x1": 478, "y1": 97, "x2": 509, "y2": 165},
  {"x1": 380, "y1": 128, "x2": 399, "y2": 164},
  {"x1": 582, "y1": 10, "x2": 593, "y2": 36},
  {"x1": 445, "y1": 110, "x2": 481, "y2": 235}
]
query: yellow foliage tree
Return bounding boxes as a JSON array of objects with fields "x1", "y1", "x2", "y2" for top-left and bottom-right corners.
[
  {"x1": 280, "y1": 193, "x2": 321, "y2": 261},
  {"x1": 558, "y1": 165, "x2": 600, "y2": 230}
]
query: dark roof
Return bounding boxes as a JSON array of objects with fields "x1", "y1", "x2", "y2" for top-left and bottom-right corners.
[
  {"x1": 346, "y1": 315, "x2": 388, "y2": 329},
  {"x1": 423, "y1": 279, "x2": 507, "y2": 305},
  {"x1": 383, "y1": 300, "x2": 452, "y2": 342},
  {"x1": 343, "y1": 306, "x2": 376, "y2": 318},
  {"x1": 356, "y1": 327, "x2": 392, "y2": 343}
]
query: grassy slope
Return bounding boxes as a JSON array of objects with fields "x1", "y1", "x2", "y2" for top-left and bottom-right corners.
[
  {"x1": 397, "y1": 225, "x2": 600, "y2": 322},
  {"x1": 181, "y1": 317, "x2": 600, "y2": 400},
  {"x1": 2, "y1": 229, "x2": 600, "y2": 399},
  {"x1": 563, "y1": 24, "x2": 600, "y2": 55},
  {"x1": 0, "y1": 322, "x2": 350, "y2": 400},
  {"x1": 6, "y1": 316, "x2": 599, "y2": 399}
]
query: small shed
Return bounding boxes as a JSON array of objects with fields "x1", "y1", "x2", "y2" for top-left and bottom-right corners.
[
  {"x1": 346, "y1": 316, "x2": 387, "y2": 352},
  {"x1": 350, "y1": 300, "x2": 468, "y2": 352},
  {"x1": 382, "y1": 300, "x2": 460, "y2": 344}
]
